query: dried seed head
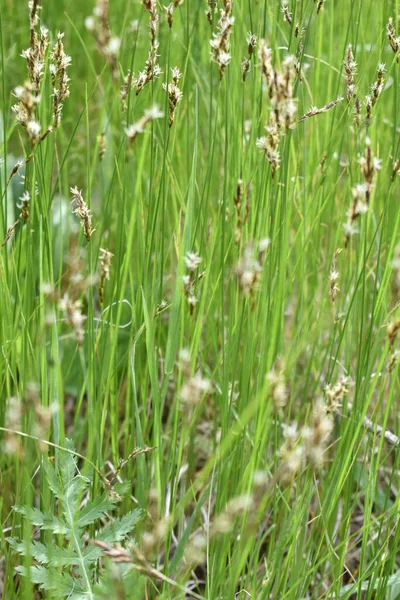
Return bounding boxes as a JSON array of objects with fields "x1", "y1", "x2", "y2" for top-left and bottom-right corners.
[
  {"x1": 120, "y1": 70, "x2": 134, "y2": 111},
  {"x1": 2, "y1": 191, "x2": 31, "y2": 248},
  {"x1": 134, "y1": 42, "x2": 162, "y2": 95},
  {"x1": 184, "y1": 533, "x2": 206, "y2": 568},
  {"x1": 246, "y1": 32, "x2": 257, "y2": 56},
  {"x1": 257, "y1": 46, "x2": 297, "y2": 173},
  {"x1": 205, "y1": 0, "x2": 217, "y2": 24},
  {"x1": 392, "y1": 159, "x2": 400, "y2": 180},
  {"x1": 387, "y1": 17, "x2": 400, "y2": 61},
  {"x1": 70, "y1": 186, "x2": 95, "y2": 241},
  {"x1": 242, "y1": 32, "x2": 257, "y2": 81},
  {"x1": 235, "y1": 243, "x2": 267, "y2": 297},
  {"x1": 343, "y1": 44, "x2": 357, "y2": 102},
  {"x1": 266, "y1": 360, "x2": 289, "y2": 410},
  {"x1": 387, "y1": 317, "x2": 400, "y2": 349},
  {"x1": 4, "y1": 397, "x2": 24, "y2": 455},
  {"x1": 59, "y1": 294, "x2": 86, "y2": 345},
  {"x1": 365, "y1": 94, "x2": 372, "y2": 125},
  {"x1": 371, "y1": 63, "x2": 385, "y2": 108},
  {"x1": 164, "y1": 0, "x2": 183, "y2": 27},
  {"x1": 278, "y1": 423, "x2": 304, "y2": 483},
  {"x1": 180, "y1": 371, "x2": 211, "y2": 416},
  {"x1": 328, "y1": 248, "x2": 342, "y2": 302},
  {"x1": 325, "y1": 376, "x2": 349, "y2": 413},
  {"x1": 183, "y1": 251, "x2": 204, "y2": 313},
  {"x1": 50, "y1": 32, "x2": 71, "y2": 127},
  {"x1": 163, "y1": 66, "x2": 183, "y2": 127},
  {"x1": 12, "y1": 81, "x2": 45, "y2": 144},
  {"x1": 281, "y1": 4, "x2": 292, "y2": 25},
  {"x1": 99, "y1": 248, "x2": 113, "y2": 305},
  {"x1": 344, "y1": 138, "x2": 380, "y2": 246},
  {"x1": 302, "y1": 400, "x2": 333, "y2": 469},
  {"x1": 85, "y1": 0, "x2": 119, "y2": 82},
  {"x1": 299, "y1": 96, "x2": 343, "y2": 122},
  {"x1": 98, "y1": 131, "x2": 106, "y2": 160},
  {"x1": 259, "y1": 39, "x2": 273, "y2": 88},
  {"x1": 209, "y1": 3, "x2": 234, "y2": 79},
  {"x1": 353, "y1": 97, "x2": 362, "y2": 126},
  {"x1": 184, "y1": 251, "x2": 202, "y2": 272},
  {"x1": 124, "y1": 105, "x2": 164, "y2": 144}
]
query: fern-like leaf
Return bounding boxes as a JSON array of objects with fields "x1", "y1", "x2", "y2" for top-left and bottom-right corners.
[
  {"x1": 12, "y1": 505, "x2": 68, "y2": 534},
  {"x1": 10, "y1": 440, "x2": 143, "y2": 599},
  {"x1": 97, "y1": 510, "x2": 143, "y2": 544},
  {"x1": 77, "y1": 494, "x2": 116, "y2": 530}
]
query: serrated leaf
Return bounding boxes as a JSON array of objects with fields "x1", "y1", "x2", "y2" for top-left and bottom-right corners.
[
  {"x1": 113, "y1": 480, "x2": 132, "y2": 498},
  {"x1": 64, "y1": 475, "x2": 89, "y2": 520},
  {"x1": 42, "y1": 459, "x2": 64, "y2": 500},
  {"x1": 16, "y1": 565, "x2": 80, "y2": 595},
  {"x1": 12, "y1": 505, "x2": 68, "y2": 534},
  {"x1": 83, "y1": 544, "x2": 102, "y2": 564},
  {"x1": 29, "y1": 540, "x2": 50, "y2": 564},
  {"x1": 97, "y1": 509, "x2": 142, "y2": 544},
  {"x1": 11, "y1": 539, "x2": 80, "y2": 567},
  {"x1": 77, "y1": 494, "x2": 115, "y2": 530},
  {"x1": 60, "y1": 439, "x2": 79, "y2": 487}
]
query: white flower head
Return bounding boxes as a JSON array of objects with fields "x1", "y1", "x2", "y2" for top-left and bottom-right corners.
[{"x1": 184, "y1": 252, "x2": 202, "y2": 272}]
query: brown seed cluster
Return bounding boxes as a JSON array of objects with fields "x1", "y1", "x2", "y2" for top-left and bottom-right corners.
[
  {"x1": 70, "y1": 186, "x2": 95, "y2": 242},
  {"x1": 133, "y1": 0, "x2": 161, "y2": 95},
  {"x1": 12, "y1": 2, "x2": 71, "y2": 146},
  {"x1": 257, "y1": 43, "x2": 297, "y2": 177},
  {"x1": 206, "y1": 0, "x2": 217, "y2": 24},
  {"x1": 328, "y1": 248, "x2": 342, "y2": 303},
  {"x1": 4, "y1": 383, "x2": 54, "y2": 455},
  {"x1": 50, "y1": 33, "x2": 72, "y2": 128},
  {"x1": 387, "y1": 17, "x2": 400, "y2": 62},
  {"x1": 266, "y1": 359, "x2": 289, "y2": 411},
  {"x1": 59, "y1": 295, "x2": 86, "y2": 346},
  {"x1": 124, "y1": 106, "x2": 164, "y2": 145},
  {"x1": 365, "y1": 63, "x2": 385, "y2": 125},
  {"x1": 343, "y1": 44, "x2": 357, "y2": 102},
  {"x1": 164, "y1": 0, "x2": 183, "y2": 27},
  {"x1": 278, "y1": 399, "x2": 334, "y2": 483},
  {"x1": 183, "y1": 251, "x2": 204, "y2": 314},
  {"x1": 235, "y1": 240, "x2": 270, "y2": 298},
  {"x1": 99, "y1": 248, "x2": 113, "y2": 306},
  {"x1": 233, "y1": 179, "x2": 250, "y2": 243},
  {"x1": 325, "y1": 376, "x2": 349, "y2": 414},
  {"x1": 392, "y1": 159, "x2": 400, "y2": 180},
  {"x1": 344, "y1": 137, "x2": 381, "y2": 246},
  {"x1": 24, "y1": 1, "x2": 48, "y2": 91},
  {"x1": 85, "y1": 0, "x2": 120, "y2": 83},
  {"x1": 298, "y1": 96, "x2": 343, "y2": 122},
  {"x1": 163, "y1": 67, "x2": 183, "y2": 127},
  {"x1": 281, "y1": 4, "x2": 293, "y2": 25},
  {"x1": 12, "y1": 82, "x2": 44, "y2": 145},
  {"x1": 241, "y1": 32, "x2": 257, "y2": 81},
  {"x1": 210, "y1": 1, "x2": 234, "y2": 80},
  {"x1": 2, "y1": 192, "x2": 30, "y2": 248}
]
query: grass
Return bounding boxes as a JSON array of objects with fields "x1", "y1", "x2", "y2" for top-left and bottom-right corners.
[{"x1": 1, "y1": 0, "x2": 400, "y2": 598}]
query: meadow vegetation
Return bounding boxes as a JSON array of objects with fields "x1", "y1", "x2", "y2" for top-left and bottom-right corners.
[{"x1": 1, "y1": 0, "x2": 400, "y2": 598}]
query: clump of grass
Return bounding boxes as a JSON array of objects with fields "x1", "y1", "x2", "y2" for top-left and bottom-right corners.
[{"x1": 2, "y1": 0, "x2": 400, "y2": 598}]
